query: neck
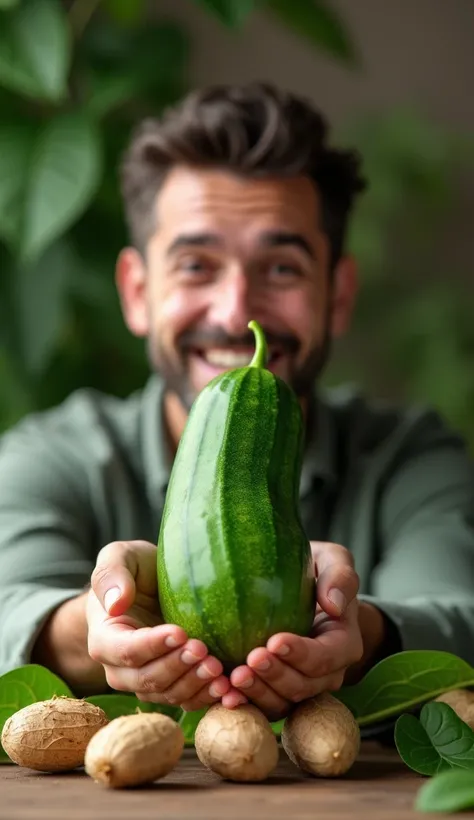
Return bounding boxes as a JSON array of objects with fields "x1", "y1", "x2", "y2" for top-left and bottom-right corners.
[{"x1": 163, "y1": 386, "x2": 312, "y2": 457}]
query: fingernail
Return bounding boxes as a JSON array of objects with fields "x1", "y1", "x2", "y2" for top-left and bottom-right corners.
[
  {"x1": 165, "y1": 635, "x2": 182, "y2": 648},
  {"x1": 275, "y1": 644, "x2": 290, "y2": 656},
  {"x1": 327, "y1": 588, "x2": 346, "y2": 614},
  {"x1": 209, "y1": 680, "x2": 227, "y2": 697},
  {"x1": 181, "y1": 649, "x2": 200, "y2": 665},
  {"x1": 253, "y1": 659, "x2": 271, "y2": 671},
  {"x1": 233, "y1": 696, "x2": 247, "y2": 707},
  {"x1": 104, "y1": 587, "x2": 121, "y2": 613},
  {"x1": 237, "y1": 675, "x2": 254, "y2": 689},
  {"x1": 196, "y1": 664, "x2": 214, "y2": 680}
]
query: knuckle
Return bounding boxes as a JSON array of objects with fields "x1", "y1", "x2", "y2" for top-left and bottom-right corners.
[
  {"x1": 96, "y1": 541, "x2": 129, "y2": 564},
  {"x1": 104, "y1": 668, "x2": 126, "y2": 691},
  {"x1": 90, "y1": 562, "x2": 115, "y2": 592},
  {"x1": 136, "y1": 670, "x2": 162, "y2": 695},
  {"x1": 114, "y1": 642, "x2": 137, "y2": 668},
  {"x1": 87, "y1": 638, "x2": 103, "y2": 664}
]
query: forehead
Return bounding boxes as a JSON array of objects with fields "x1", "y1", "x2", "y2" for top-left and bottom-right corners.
[{"x1": 153, "y1": 165, "x2": 322, "y2": 241}]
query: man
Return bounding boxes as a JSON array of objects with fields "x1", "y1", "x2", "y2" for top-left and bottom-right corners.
[{"x1": 1, "y1": 82, "x2": 474, "y2": 721}]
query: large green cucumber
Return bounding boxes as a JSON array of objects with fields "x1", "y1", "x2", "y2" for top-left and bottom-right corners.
[{"x1": 157, "y1": 320, "x2": 315, "y2": 669}]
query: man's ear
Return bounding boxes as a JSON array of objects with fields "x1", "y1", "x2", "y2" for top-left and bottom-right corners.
[
  {"x1": 329, "y1": 254, "x2": 358, "y2": 338},
  {"x1": 115, "y1": 247, "x2": 149, "y2": 338}
]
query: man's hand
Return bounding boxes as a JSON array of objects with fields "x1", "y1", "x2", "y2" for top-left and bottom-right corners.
[
  {"x1": 222, "y1": 542, "x2": 364, "y2": 720},
  {"x1": 86, "y1": 540, "x2": 246, "y2": 711}
]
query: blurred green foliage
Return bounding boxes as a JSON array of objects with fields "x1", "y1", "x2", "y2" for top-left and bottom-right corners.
[
  {"x1": 0, "y1": 0, "x2": 356, "y2": 430},
  {"x1": 0, "y1": 0, "x2": 473, "y2": 451}
]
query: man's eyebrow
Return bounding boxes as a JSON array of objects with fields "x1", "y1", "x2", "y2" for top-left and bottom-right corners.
[
  {"x1": 259, "y1": 231, "x2": 315, "y2": 260},
  {"x1": 166, "y1": 233, "x2": 223, "y2": 256}
]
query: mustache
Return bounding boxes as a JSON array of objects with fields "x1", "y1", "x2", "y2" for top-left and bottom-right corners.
[{"x1": 178, "y1": 326, "x2": 300, "y2": 354}]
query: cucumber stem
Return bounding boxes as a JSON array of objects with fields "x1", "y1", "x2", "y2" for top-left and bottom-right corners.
[{"x1": 248, "y1": 320, "x2": 268, "y2": 369}]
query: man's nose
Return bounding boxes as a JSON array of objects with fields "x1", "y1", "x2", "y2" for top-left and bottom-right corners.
[{"x1": 207, "y1": 267, "x2": 258, "y2": 336}]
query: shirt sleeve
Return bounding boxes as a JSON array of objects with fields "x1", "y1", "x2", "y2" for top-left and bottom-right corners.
[
  {"x1": 0, "y1": 418, "x2": 96, "y2": 675},
  {"x1": 360, "y1": 416, "x2": 474, "y2": 665}
]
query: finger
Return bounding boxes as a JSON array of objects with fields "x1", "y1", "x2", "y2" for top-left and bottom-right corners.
[
  {"x1": 180, "y1": 682, "x2": 246, "y2": 712},
  {"x1": 91, "y1": 540, "x2": 157, "y2": 616},
  {"x1": 229, "y1": 664, "x2": 289, "y2": 720},
  {"x1": 88, "y1": 621, "x2": 188, "y2": 668},
  {"x1": 105, "y1": 638, "x2": 208, "y2": 694},
  {"x1": 219, "y1": 689, "x2": 249, "y2": 710},
  {"x1": 246, "y1": 647, "x2": 345, "y2": 702},
  {"x1": 310, "y1": 541, "x2": 359, "y2": 617},
  {"x1": 161, "y1": 656, "x2": 224, "y2": 705},
  {"x1": 267, "y1": 627, "x2": 359, "y2": 678},
  {"x1": 246, "y1": 647, "x2": 310, "y2": 702}
]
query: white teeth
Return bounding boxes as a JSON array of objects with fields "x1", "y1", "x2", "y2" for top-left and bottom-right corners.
[{"x1": 203, "y1": 349, "x2": 253, "y2": 368}]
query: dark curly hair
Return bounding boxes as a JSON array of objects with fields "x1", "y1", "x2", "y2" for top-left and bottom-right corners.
[{"x1": 120, "y1": 82, "x2": 367, "y2": 267}]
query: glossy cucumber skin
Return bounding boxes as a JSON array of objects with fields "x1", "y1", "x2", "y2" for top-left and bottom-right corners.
[{"x1": 157, "y1": 366, "x2": 315, "y2": 670}]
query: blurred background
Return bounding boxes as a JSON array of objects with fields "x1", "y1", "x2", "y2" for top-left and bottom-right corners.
[{"x1": 0, "y1": 0, "x2": 473, "y2": 447}]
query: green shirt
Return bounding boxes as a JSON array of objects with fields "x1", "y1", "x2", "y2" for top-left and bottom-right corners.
[{"x1": 1, "y1": 375, "x2": 474, "y2": 676}]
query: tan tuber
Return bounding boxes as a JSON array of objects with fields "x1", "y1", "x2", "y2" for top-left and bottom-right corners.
[
  {"x1": 194, "y1": 703, "x2": 279, "y2": 782},
  {"x1": 1, "y1": 696, "x2": 108, "y2": 772},
  {"x1": 435, "y1": 688, "x2": 474, "y2": 729},
  {"x1": 84, "y1": 712, "x2": 184, "y2": 788},
  {"x1": 281, "y1": 692, "x2": 360, "y2": 777}
]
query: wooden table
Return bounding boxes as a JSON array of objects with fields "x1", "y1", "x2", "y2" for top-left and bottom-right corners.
[{"x1": 0, "y1": 742, "x2": 467, "y2": 820}]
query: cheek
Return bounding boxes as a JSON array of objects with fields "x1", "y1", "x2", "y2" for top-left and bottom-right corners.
[
  {"x1": 151, "y1": 286, "x2": 206, "y2": 346},
  {"x1": 273, "y1": 291, "x2": 322, "y2": 353}
]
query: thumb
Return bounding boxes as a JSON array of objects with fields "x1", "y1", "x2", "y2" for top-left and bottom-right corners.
[
  {"x1": 311, "y1": 540, "x2": 360, "y2": 618},
  {"x1": 91, "y1": 540, "x2": 141, "y2": 616}
]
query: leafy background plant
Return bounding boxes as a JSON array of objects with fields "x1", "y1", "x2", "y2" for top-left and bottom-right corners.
[{"x1": 0, "y1": 0, "x2": 473, "y2": 448}]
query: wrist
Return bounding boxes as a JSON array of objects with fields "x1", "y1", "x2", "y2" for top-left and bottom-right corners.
[
  {"x1": 344, "y1": 601, "x2": 387, "y2": 684},
  {"x1": 31, "y1": 591, "x2": 107, "y2": 696}
]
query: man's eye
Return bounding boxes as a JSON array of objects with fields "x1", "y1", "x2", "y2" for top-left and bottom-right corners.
[
  {"x1": 181, "y1": 257, "x2": 206, "y2": 273},
  {"x1": 269, "y1": 262, "x2": 302, "y2": 278}
]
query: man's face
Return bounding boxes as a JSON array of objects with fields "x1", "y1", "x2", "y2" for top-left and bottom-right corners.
[{"x1": 117, "y1": 166, "x2": 357, "y2": 411}]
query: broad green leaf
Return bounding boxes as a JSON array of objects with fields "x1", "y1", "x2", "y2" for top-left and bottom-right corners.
[
  {"x1": 0, "y1": 112, "x2": 102, "y2": 264},
  {"x1": 415, "y1": 768, "x2": 474, "y2": 814},
  {"x1": 195, "y1": 0, "x2": 256, "y2": 27},
  {"x1": 395, "y1": 703, "x2": 474, "y2": 777},
  {"x1": 265, "y1": 0, "x2": 358, "y2": 64},
  {"x1": 0, "y1": 0, "x2": 20, "y2": 9},
  {"x1": 0, "y1": 122, "x2": 31, "y2": 250},
  {"x1": 85, "y1": 694, "x2": 181, "y2": 723},
  {"x1": 0, "y1": 664, "x2": 73, "y2": 763},
  {"x1": 179, "y1": 708, "x2": 208, "y2": 746},
  {"x1": 12, "y1": 241, "x2": 75, "y2": 376},
  {"x1": 85, "y1": 70, "x2": 139, "y2": 117},
  {"x1": 0, "y1": 0, "x2": 70, "y2": 101},
  {"x1": 336, "y1": 651, "x2": 474, "y2": 726}
]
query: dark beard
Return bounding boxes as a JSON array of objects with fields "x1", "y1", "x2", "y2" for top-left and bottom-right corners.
[{"x1": 147, "y1": 322, "x2": 332, "y2": 412}]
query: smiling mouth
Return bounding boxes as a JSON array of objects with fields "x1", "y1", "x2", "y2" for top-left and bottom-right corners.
[{"x1": 191, "y1": 348, "x2": 283, "y2": 369}]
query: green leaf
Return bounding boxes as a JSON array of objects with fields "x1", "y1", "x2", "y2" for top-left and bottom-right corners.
[
  {"x1": 179, "y1": 708, "x2": 208, "y2": 746},
  {"x1": 336, "y1": 651, "x2": 474, "y2": 726},
  {"x1": 195, "y1": 0, "x2": 256, "y2": 27},
  {"x1": 85, "y1": 70, "x2": 140, "y2": 117},
  {"x1": 265, "y1": 0, "x2": 358, "y2": 65},
  {"x1": 0, "y1": 0, "x2": 71, "y2": 101},
  {"x1": 0, "y1": 112, "x2": 102, "y2": 264},
  {"x1": 415, "y1": 768, "x2": 474, "y2": 814},
  {"x1": 395, "y1": 703, "x2": 474, "y2": 777},
  {"x1": 12, "y1": 241, "x2": 75, "y2": 376},
  {"x1": 85, "y1": 694, "x2": 181, "y2": 723},
  {"x1": 0, "y1": 664, "x2": 73, "y2": 763},
  {"x1": 0, "y1": 0, "x2": 20, "y2": 9}
]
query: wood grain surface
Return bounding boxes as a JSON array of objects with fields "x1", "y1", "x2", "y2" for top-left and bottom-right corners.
[{"x1": 0, "y1": 743, "x2": 466, "y2": 820}]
